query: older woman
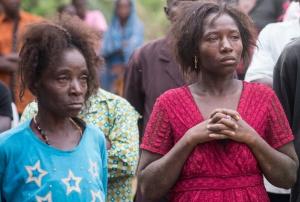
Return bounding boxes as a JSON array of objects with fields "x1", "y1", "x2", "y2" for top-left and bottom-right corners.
[
  {"x1": 0, "y1": 16, "x2": 107, "y2": 201},
  {"x1": 137, "y1": 1, "x2": 298, "y2": 202}
]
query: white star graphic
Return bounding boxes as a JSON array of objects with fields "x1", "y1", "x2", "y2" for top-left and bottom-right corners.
[
  {"x1": 25, "y1": 160, "x2": 48, "y2": 187},
  {"x1": 36, "y1": 191, "x2": 52, "y2": 202},
  {"x1": 91, "y1": 190, "x2": 104, "y2": 202},
  {"x1": 88, "y1": 160, "x2": 99, "y2": 179},
  {"x1": 62, "y1": 170, "x2": 82, "y2": 195}
]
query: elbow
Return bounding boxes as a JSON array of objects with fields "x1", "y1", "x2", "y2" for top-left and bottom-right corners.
[
  {"x1": 275, "y1": 159, "x2": 299, "y2": 189},
  {"x1": 137, "y1": 172, "x2": 161, "y2": 201}
]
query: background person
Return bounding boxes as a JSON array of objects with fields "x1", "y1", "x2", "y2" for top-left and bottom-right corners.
[
  {"x1": 0, "y1": 0, "x2": 42, "y2": 114},
  {"x1": 102, "y1": 0, "x2": 144, "y2": 95},
  {"x1": 273, "y1": 38, "x2": 300, "y2": 202}
]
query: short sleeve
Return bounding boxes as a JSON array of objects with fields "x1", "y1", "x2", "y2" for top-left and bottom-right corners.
[
  {"x1": 265, "y1": 91, "x2": 294, "y2": 148},
  {"x1": 140, "y1": 96, "x2": 173, "y2": 155}
]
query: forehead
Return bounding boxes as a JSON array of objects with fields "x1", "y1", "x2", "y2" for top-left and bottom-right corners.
[
  {"x1": 47, "y1": 48, "x2": 87, "y2": 72},
  {"x1": 203, "y1": 13, "x2": 239, "y2": 33}
]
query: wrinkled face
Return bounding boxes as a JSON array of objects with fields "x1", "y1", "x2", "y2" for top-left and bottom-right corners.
[
  {"x1": 199, "y1": 13, "x2": 243, "y2": 76},
  {"x1": 116, "y1": 0, "x2": 131, "y2": 21},
  {"x1": 36, "y1": 48, "x2": 88, "y2": 118},
  {"x1": 0, "y1": 0, "x2": 20, "y2": 17}
]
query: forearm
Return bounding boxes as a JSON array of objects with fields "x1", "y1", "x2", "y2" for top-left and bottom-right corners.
[
  {"x1": 139, "y1": 133, "x2": 196, "y2": 201},
  {"x1": 0, "y1": 57, "x2": 16, "y2": 73},
  {"x1": 248, "y1": 134, "x2": 298, "y2": 188}
]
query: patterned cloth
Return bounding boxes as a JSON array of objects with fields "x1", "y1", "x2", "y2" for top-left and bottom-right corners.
[
  {"x1": 141, "y1": 82, "x2": 294, "y2": 202},
  {"x1": 21, "y1": 88, "x2": 140, "y2": 202},
  {"x1": 0, "y1": 121, "x2": 107, "y2": 202}
]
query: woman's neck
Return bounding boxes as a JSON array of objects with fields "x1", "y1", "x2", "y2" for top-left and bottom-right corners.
[
  {"x1": 192, "y1": 72, "x2": 239, "y2": 96},
  {"x1": 35, "y1": 108, "x2": 73, "y2": 135}
]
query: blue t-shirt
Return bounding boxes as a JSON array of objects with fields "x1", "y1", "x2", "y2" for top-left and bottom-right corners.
[{"x1": 0, "y1": 120, "x2": 108, "y2": 202}]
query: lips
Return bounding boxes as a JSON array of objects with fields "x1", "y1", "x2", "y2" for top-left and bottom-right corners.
[
  {"x1": 219, "y1": 56, "x2": 237, "y2": 65},
  {"x1": 68, "y1": 103, "x2": 83, "y2": 109}
]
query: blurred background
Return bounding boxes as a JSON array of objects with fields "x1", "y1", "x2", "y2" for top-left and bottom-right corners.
[{"x1": 12, "y1": 0, "x2": 169, "y2": 41}]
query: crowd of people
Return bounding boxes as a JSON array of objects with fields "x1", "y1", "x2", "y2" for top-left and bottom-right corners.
[{"x1": 1, "y1": 0, "x2": 300, "y2": 201}]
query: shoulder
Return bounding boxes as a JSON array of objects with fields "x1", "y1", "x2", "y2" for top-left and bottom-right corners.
[
  {"x1": 139, "y1": 38, "x2": 165, "y2": 53},
  {"x1": 85, "y1": 124, "x2": 106, "y2": 144},
  {"x1": 260, "y1": 20, "x2": 297, "y2": 37},
  {"x1": 155, "y1": 86, "x2": 187, "y2": 105},
  {"x1": 20, "y1": 10, "x2": 43, "y2": 23},
  {"x1": 87, "y1": 88, "x2": 138, "y2": 115},
  {"x1": 243, "y1": 81, "x2": 276, "y2": 99},
  {"x1": 0, "y1": 121, "x2": 30, "y2": 147}
]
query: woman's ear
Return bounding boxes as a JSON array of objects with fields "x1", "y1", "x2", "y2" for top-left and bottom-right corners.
[{"x1": 29, "y1": 81, "x2": 39, "y2": 96}]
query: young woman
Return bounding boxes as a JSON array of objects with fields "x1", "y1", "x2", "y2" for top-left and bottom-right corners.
[
  {"x1": 137, "y1": 1, "x2": 298, "y2": 201},
  {"x1": 0, "y1": 16, "x2": 107, "y2": 201}
]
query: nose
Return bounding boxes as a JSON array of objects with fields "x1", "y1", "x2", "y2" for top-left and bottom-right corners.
[
  {"x1": 70, "y1": 79, "x2": 84, "y2": 95},
  {"x1": 220, "y1": 37, "x2": 233, "y2": 53}
]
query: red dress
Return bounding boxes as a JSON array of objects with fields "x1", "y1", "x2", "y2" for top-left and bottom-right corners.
[{"x1": 141, "y1": 82, "x2": 294, "y2": 202}]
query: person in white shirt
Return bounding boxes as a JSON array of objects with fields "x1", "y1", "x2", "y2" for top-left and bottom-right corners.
[{"x1": 245, "y1": 2, "x2": 300, "y2": 87}]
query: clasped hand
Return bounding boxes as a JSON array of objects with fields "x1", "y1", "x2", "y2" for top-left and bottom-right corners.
[{"x1": 188, "y1": 108, "x2": 257, "y2": 145}]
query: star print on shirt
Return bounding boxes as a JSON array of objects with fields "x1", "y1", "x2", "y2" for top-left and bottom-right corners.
[
  {"x1": 91, "y1": 190, "x2": 104, "y2": 202},
  {"x1": 88, "y1": 159, "x2": 99, "y2": 179},
  {"x1": 36, "y1": 191, "x2": 52, "y2": 202},
  {"x1": 25, "y1": 160, "x2": 48, "y2": 187},
  {"x1": 62, "y1": 170, "x2": 82, "y2": 195}
]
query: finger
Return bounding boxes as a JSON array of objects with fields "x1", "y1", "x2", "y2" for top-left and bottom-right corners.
[
  {"x1": 218, "y1": 118, "x2": 238, "y2": 129},
  {"x1": 210, "y1": 108, "x2": 240, "y2": 121},
  {"x1": 207, "y1": 123, "x2": 232, "y2": 132},
  {"x1": 209, "y1": 133, "x2": 228, "y2": 140},
  {"x1": 209, "y1": 108, "x2": 224, "y2": 118},
  {"x1": 218, "y1": 129, "x2": 236, "y2": 136},
  {"x1": 210, "y1": 112, "x2": 227, "y2": 123}
]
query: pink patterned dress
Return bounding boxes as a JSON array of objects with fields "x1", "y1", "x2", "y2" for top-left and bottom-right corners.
[{"x1": 141, "y1": 82, "x2": 294, "y2": 202}]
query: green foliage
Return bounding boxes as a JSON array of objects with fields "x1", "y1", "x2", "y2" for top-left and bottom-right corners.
[{"x1": 21, "y1": 0, "x2": 168, "y2": 40}]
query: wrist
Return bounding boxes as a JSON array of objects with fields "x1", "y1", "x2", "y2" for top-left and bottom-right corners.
[{"x1": 184, "y1": 128, "x2": 199, "y2": 148}]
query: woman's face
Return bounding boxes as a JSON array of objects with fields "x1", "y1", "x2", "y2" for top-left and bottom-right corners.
[
  {"x1": 36, "y1": 48, "x2": 88, "y2": 118},
  {"x1": 116, "y1": 0, "x2": 131, "y2": 21},
  {"x1": 198, "y1": 13, "x2": 243, "y2": 76}
]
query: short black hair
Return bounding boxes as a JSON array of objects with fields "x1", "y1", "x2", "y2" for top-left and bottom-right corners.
[
  {"x1": 19, "y1": 15, "x2": 101, "y2": 102},
  {"x1": 171, "y1": 1, "x2": 256, "y2": 76}
]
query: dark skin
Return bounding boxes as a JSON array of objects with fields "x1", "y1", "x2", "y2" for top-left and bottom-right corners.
[
  {"x1": 31, "y1": 48, "x2": 88, "y2": 150},
  {"x1": 0, "y1": 0, "x2": 20, "y2": 74},
  {"x1": 137, "y1": 13, "x2": 299, "y2": 201},
  {"x1": 116, "y1": 0, "x2": 131, "y2": 27}
]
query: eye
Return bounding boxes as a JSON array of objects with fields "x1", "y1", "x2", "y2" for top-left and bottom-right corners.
[
  {"x1": 57, "y1": 75, "x2": 69, "y2": 82},
  {"x1": 230, "y1": 33, "x2": 241, "y2": 40},
  {"x1": 206, "y1": 34, "x2": 218, "y2": 42}
]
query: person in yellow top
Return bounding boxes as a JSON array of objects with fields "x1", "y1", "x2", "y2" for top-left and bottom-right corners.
[
  {"x1": 0, "y1": 0, "x2": 42, "y2": 113},
  {"x1": 21, "y1": 88, "x2": 140, "y2": 202}
]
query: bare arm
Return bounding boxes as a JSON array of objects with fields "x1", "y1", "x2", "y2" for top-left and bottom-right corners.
[
  {"x1": 137, "y1": 118, "x2": 233, "y2": 201},
  {"x1": 248, "y1": 135, "x2": 298, "y2": 188},
  {"x1": 210, "y1": 109, "x2": 298, "y2": 188},
  {"x1": 0, "y1": 55, "x2": 18, "y2": 73}
]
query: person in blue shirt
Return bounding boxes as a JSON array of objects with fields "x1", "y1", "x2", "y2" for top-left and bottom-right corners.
[
  {"x1": 0, "y1": 15, "x2": 108, "y2": 202},
  {"x1": 101, "y1": 0, "x2": 144, "y2": 95}
]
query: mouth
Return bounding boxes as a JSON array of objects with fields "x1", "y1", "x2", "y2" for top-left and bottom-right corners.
[
  {"x1": 68, "y1": 103, "x2": 84, "y2": 109},
  {"x1": 219, "y1": 56, "x2": 237, "y2": 65}
]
